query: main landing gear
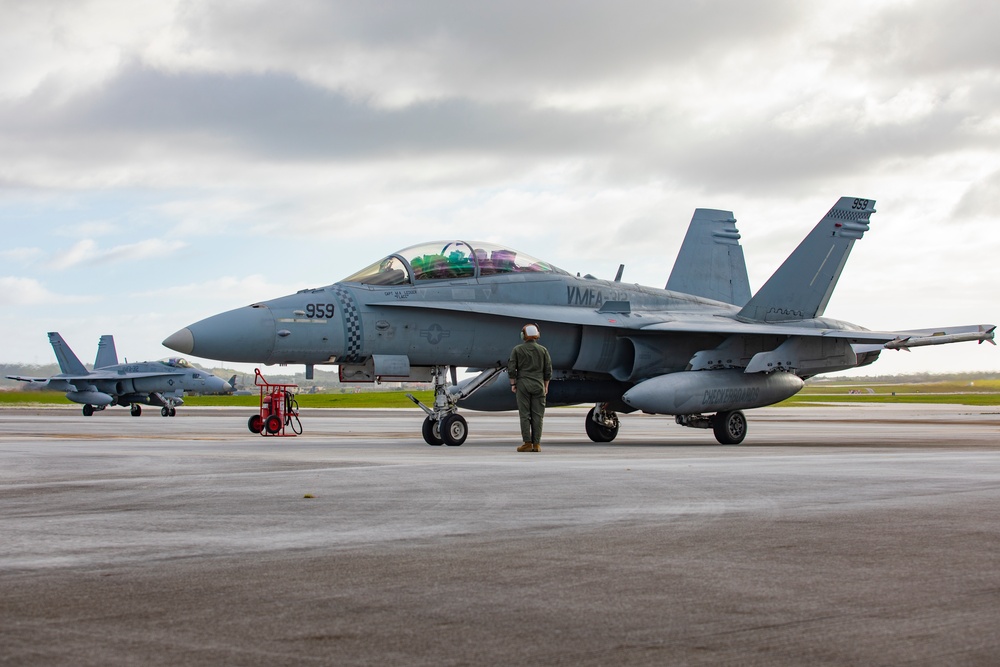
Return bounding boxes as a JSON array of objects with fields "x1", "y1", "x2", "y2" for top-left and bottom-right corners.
[
  {"x1": 121, "y1": 402, "x2": 175, "y2": 417},
  {"x1": 676, "y1": 411, "x2": 748, "y2": 445},
  {"x1": 585, "y1": 403, "x2": 620, "y2": 442},
  {"x1": 583, "y1": 401, "x2": 748, "y2": 445},
  {"x1": 407, "y1": 365, "x2": 504, "y2": 446},
  {"x1": 157, "y1": 395, "x2": 178, "y2": 417}
]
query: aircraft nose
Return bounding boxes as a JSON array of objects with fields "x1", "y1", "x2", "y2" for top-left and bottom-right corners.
[
  {"x1": 209, "y1": 375, "x2": 231, "y2": 393},
  {"x1": 163, "y1": 328, "x2": 194, "y2": 355},
  {"x1": 163, "y1": 305, "x2": 276, "y2": 363}
]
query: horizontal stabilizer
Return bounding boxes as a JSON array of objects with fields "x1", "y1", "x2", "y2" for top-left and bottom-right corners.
[
  {"x1": 738, "y1": 197, "x2": 875, "y2": 322},
  {"x1": 666, "y1": 209, "x2": 751, "y2": 306}
]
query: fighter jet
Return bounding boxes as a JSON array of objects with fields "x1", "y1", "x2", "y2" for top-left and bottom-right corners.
[
  {"x1": 163, "y1": 197, "x2": 995, "y2": 445},
  {"x1": 7, "y1": 333, "x2": 234, "y2": 416}
]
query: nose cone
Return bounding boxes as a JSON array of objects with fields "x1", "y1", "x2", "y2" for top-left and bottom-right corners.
[
  {"x1": 207, "y1": 374, "x2": 233, "y2": 394},
  {"x1": 163, "y1": 305, "x2": 276, "y2": 363},
  {"x1": 163, "y1": 328, "x2": 194, "y2": 355}
]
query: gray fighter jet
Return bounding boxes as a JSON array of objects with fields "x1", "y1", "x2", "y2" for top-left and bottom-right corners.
[
  {"x1": 163, "y1": 197, "x2": 995, "y2": 444},
  {"x1": 7, "y1": 333, "x2": 233, "y2": 416}
]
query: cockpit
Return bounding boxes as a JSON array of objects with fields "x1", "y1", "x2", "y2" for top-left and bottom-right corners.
[
  {"x1": 161, "y1": 357, "x2": 194, "y2": 369},
  {"x1": 341, "y1": 241, "x2": 569, "y2": 286}
]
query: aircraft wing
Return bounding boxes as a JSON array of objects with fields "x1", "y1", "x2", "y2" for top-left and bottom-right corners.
[
  {"x1": 850, "y1": 324, "x2": 996, "y2": 352},
  {"x1": 84, "y1": 370, "x2": 185, "y2": 380},
  {"x1": 5, "y1": 375, "x2": 76, "y2": 392},
  {"x1": 5, "y1": 375, "x2": 52, "y2": 383},
  {"x1": 373, "y1": 301, "x2": 995, "y2": 349},
  {"x1": 373, "y1": 300, "x2": 665, "y2": 328},
  {"x1": 639, "y1": 318, "x2": 886, "y2": 340},
  {"x1": 643, "y1": 320, "x2": 995, "y2": 347}
]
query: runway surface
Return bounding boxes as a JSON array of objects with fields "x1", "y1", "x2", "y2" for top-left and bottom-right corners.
[{"x1": 2, "y1": 404, "x2": 999, "y2": 665}]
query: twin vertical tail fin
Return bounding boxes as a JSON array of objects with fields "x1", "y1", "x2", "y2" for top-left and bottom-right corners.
[
  {"x1": 737, "y1": 197, "x2": 876, "y2": 323},
  {"x1": 666, "y1": 208, "x2": 752, "y2": 306},
  {"x1": 94, "y1": 335, "x2": 119, "y2": 369},
  {"x1": 47, "y1": 332, "x2": 89, "y2": 376}
]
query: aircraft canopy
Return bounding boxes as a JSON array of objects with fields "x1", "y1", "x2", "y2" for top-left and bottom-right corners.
[{"x1": 341, "y1": 241, "x2": 568, "y2": 285}]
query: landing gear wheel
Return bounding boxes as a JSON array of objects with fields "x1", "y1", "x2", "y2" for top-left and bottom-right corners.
[
  {"x1": 422, "y1": 416, "x2": 444, "y2": 445},
  {"x1": 130, "y1": 404, "x2": 141, "y2": 417},
  {"x1": 248, "y1": 414, "x2": 263, "y2": 434},
  {"x1": 441, "y1": 413, "x2": 468, "y2": 446},
  {"x1": 169, "y1": 407, "x2": 176, "y2": 417},
  {"x1": 82, "y1": 404, "x2": 94, "y2": 417},
  {"x1": 585, "y1": 406, "x2": 620, "y2": 442},
  {"x1": 265, "y1": 414, "x2": 282, "y2": 434},
  {"x1": 713, "y1": 410, "x2": 747, "y2": 445},
  {"x1": 161, "y1": 407, "x2": 170, "y2": 417}
]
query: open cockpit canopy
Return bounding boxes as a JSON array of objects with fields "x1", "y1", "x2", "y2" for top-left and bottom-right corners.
[{"x1": 341, "y1": 241, "x2": 568, "y2": 286}]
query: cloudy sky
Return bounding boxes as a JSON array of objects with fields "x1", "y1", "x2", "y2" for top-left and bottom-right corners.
[{"x1": 2, "y1": 0, "x2": 997, "y2": 376}]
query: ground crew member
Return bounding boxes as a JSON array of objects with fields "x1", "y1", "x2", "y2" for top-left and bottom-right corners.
[{"x1": 508, "y1": 323, "x2": 552, "y2": 452}]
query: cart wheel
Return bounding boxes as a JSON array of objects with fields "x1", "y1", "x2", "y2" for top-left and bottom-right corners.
[
  {"x1": 265, "y1": 414, "x2": 282, "y2": 434},
  {"x1": 248, "y1": 415, "x2": 263, "y2": 434}
]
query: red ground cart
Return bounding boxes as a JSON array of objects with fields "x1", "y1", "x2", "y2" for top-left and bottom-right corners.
[{"x1": 247, "y1": 368, "x2": 302, "y2": 436}]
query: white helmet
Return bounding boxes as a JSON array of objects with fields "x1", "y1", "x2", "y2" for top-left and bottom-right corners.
[{"x1": 521, "y1": 324, "x2": 540, "y2": 340}]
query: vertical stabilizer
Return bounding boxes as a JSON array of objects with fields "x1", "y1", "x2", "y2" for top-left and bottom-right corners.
[
  {"x1": 94, "y1": 335, "x2": 118, "y2": 369},
  {"x1": 666, "y1": 209, "x2": 751, "y2": 306},
  {"x1": 47, "y1": 332, "x2": 89, "y2": 376},
  {"x1": 738, "y1": 197, "x2": 875, "y2": 322}
]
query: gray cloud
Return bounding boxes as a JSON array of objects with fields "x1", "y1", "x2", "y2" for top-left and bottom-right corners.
[
  {"x1": 1, "y1": 1, "x2": 999, "y2": 372},
  {"x1": 3, "y1": 59, "x2": 995, "y2": 198},
  {"x1": 0, "y1": 0, "x2": 996, "y2": 199},
  {"x1": 179, "y1": 1, "x2": 805, "y2": 98},
  {"x1": 841, "y1": 3, "x2": 1000, "y2": 77}
]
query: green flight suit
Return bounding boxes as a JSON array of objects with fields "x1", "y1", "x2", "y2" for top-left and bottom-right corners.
[{"x1": 508, "y1": 339, "x2": 553, "y2": 445}]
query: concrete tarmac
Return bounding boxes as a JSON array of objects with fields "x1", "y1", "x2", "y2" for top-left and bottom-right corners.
[{"x1": 2, "y1": 404, "x2": 999, "y2": 665}]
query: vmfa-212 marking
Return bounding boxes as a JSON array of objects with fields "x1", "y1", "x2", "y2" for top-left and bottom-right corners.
[{"x1": 164, "y1": 197, "x2": 995, "y2": 445}]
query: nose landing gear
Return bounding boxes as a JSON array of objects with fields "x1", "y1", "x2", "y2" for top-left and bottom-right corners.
[{"x1": 407, "y1": 365, "x2": 503, "y2": 446}]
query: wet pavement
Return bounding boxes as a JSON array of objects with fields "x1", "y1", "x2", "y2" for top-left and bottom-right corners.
[{"x1": 2, "y1": 405, "x2": 999, "y2": 665}]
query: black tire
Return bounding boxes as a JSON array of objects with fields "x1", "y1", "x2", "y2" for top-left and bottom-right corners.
[
  {"x1": 713, "y1": 410, "x2": 747, "y2": 445},
  {"x1": 248, "y1": 415, "x2": 263, "y2": 434},
  {"x1": 422, "y1": 416, "x2": 444, "y2": 446},
  {"x1": 82, "y1": 404, "x2": 94, "y2": 417},
  {"x1": 265, "y1": 414, "x2": 282, "y2": 434},
  {"x1": 585, "y1": 407, "x2": 619, "y2": 442},
  {"x1": 169, "y1": 407, "x2": 177, "y2": 417},
  {"x1": 130, "y1": 404, "x2": 141, "y2": 417},
  {"x1": 441, "y1": 414, "x2": 468, "y2": 446},
  {"x1": 161, "y1": 407, "x2": 170, "y2": 417}
]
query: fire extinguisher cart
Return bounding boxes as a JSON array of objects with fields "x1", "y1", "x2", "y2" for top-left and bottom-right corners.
[{"x1": 247, "y1": 368, "x2": 302, "y2": 436}]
